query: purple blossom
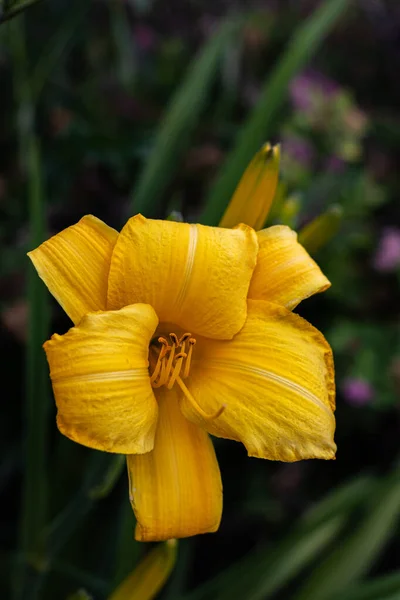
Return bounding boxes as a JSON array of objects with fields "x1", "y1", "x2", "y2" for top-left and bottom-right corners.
[
  {"x1": 373, "y1": 227, "x2": 400, "y2": 273},
  {"x1": 342, "y1": 378, "x2": 374, "y2": 406},
  {"x1": 282, "y1": 136, "x2": 315, "y2": 168},
  {"x1": 289, "y1": 70, "x2": 339, "y2": 113},
  {"x1": 325, "y1": 155, "x2": 346, "y2": 173},
  {"x1": 133, "y1": 25, "x2": 156, "y2": 52}
]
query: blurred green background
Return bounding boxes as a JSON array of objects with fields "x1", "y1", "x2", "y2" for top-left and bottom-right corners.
[{"x1": 1, "y1": 0, "x2": 400, "y2": 598}]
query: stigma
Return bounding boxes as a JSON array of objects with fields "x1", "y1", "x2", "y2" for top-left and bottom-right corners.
[{"x1": 150, "y1": 332, "x2": 196, "y2": 389}]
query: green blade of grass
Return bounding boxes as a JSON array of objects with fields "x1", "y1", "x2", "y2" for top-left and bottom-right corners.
[
  {"x1": 66, "y1": 590, "x2": 92, "y2": 600},
  {"x1": 302, "y1": 475, "x2": 373, "y2": 530},
  {"x1": 298, "y1": 204, "x2": 343, "y2": 254},
  {"x1": 112, "y1": 497, "x2": 142, "y2": 588},
  {"x1": 30, "y1": 0, "x2": 89, "y2": 101},
  {"x1": 129, "y1": 17, "x2": 242, "y2": 217},
  {"x1": 185, "y1": 517, "x2": 344, "y2": 600},
  {"x1": 293, "y1": 471, "x2": 400, "y2": 600},
  {"x1": 0, "y1": 0, "x2": 42, "y2": 24},
  {"x1": 51, "y1": 561, "x2": 109, "y2": 596},
  {"x1": 9, "y1": 15, "x2": 49, "y2": 600},
  {"x1": 184, "y1": 477, "x2": 373, "y2": 600},
  {"x1": 200, "y1": 0, "x2": 351, "y2": 226},
  {"x1": 332, "y1": 572, "x2": 400, "y2": 600},
  {"x1": 46, "y1": 453, "x2": 125, "y2": 558}
]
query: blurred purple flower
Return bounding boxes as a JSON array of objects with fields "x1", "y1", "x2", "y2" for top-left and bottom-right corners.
[
  {"x1": 373, "y1": 227, "x2": 400, "y2": 273},
  {"x1": 133, "y1": 25, "x2": 156, "y2": 52},
  {"x1": 344, "y1": 108, "x2": 368, "y2": 135},
  {"x1": 342, "y1": 378, "x2": 374, "y2": 406},
  {"x1": 325, "y1": 155, "x2": 346, "y2": 173},
  {"x1": 289, "y1": 70, "x2": 339, "y2": 113},
  {"x1": 283, "y1": 136, "x2": 315, "y2": 168}
]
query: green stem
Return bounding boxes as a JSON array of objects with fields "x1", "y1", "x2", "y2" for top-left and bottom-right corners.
[
  {"x1": 112, "y1": 492, "x2": 143, "y2": 587},
  {"x1": 46, "y1": 453, "x2": 125, "y2": 558},
  {"x1": 9, "y1": 16, "x2": 49, "y2": 600},
  {"x1": 0, "y1": 0, "x2": 43, "y2": 24}
]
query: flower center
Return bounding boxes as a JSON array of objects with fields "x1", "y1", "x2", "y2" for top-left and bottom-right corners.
[
  {"x1": 150, "y1": 332, "x2": 195, "y2": 389},
  {"x1": 149, "y1": 332, "x2": 225, "y2": 421}
]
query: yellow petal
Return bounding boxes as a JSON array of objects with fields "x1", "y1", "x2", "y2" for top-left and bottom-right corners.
[
  {"x1": 127, "y1": 386, "x2": 222, "y2": 541},
  {"x1": 107, "y1": 214, "x2": 258, "y2": 340},
  {"x1": 44, "y1": 304, "x2": 159, "y2": 454},
  {"x1": 248, "y1": 225, "x2": 331, "y2": 310},
  {"x1": 182, "y1": 300, "x2": 336, "y2": 461},
  {"x1": 28, "y1": 215, "x2": 118, "y2": 325},
  {"x1": 219, "y1": 143, "x2": 280, "y2": 230},
  {"x1": 108, "y1": 540, "x2": 177, "y2": 600}
]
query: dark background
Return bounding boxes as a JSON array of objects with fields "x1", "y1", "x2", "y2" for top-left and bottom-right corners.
[{"x1": 1, "y1": 1, "x2": 400, "y2": 599}]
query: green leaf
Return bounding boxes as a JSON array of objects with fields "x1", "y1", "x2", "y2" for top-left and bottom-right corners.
[
  {"x1": 301, "y1": 475, "x2": 374, "y2": 530},
  {"x1": 46, "y1": 453, "x2": 125, "y2": 558},
  {"x1": 185, "y1": 477, "x2": 373, "y2": 600},
  {"x1": 298, "y1": 204, "x2": 343, "y2": 254},
  {"x1": 30, "y1": 0, "x2": 89, "y2": 101},
  {"x1": 66, "y1": 590, "x2": 92, "y2": 600},
  {"x1": 51, "y1": 561, "x2": 108, "y2": 596},
  {"x1": 9, "y1": 15, "x2": 50, "y2": 600},
  {"x1": 200, "y1": 0, "x2": 351, "y2": 226},
  {"x1": 112, "y1": 498, "x2": 142, "y2": 587},
  {"x1": 129, "y1": 17, "x2": 243, "y2": 217},
  {"x1": 185, "y1": 518, "x2": 344, "y2": 600},
  {"x1": 0, "y1": 0, "x2": 42, "y2": 24},
  {"x1": 293, "y1": 472, "x2": 400, "y2": 600},
  {"x1": 333, "y1": 572, "x2": 400, "y2": 600}
]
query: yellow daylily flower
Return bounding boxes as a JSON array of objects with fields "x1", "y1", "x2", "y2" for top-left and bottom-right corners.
[{"x1": 28, "y1": 213, "x2": 336, "y2": 542}]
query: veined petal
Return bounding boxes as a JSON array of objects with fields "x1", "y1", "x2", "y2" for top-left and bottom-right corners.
[
  {"x1": 127, "y1": 387, "x2": 222, "y2": 541},
  {"x1": 44, "y1": 304, "x2": 159, "y2": 454},
  {"x1": 182, "y1": 300, "x2": 336, "y2": 461},
  {"x1": 107, "y1": 214, "x2": 258, "y2": 340},
  {"x1": 28, "y1": 215, "x2": 118, "y2": 325},
  {"x1": 248, "y1": 225, "x2": 330, "y2": 310},
  {"x1": 219, "y1": 143, "x2": 280, "y2": 230}
]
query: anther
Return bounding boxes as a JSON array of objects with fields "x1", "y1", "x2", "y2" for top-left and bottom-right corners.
[
  {"x1": 183, "y1": 338, "x2": 196, "y2": 379},
  {"x1": 178, "y1": 333, "x2": 191, "y2": 345},
  {"x1": 169, "y1": 333, "x2": 179, "y2": 346}
]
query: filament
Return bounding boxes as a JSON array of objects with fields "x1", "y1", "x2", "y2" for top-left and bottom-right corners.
[{"x1": 176, "y1": 375, "x2": 225, "y2": 421}]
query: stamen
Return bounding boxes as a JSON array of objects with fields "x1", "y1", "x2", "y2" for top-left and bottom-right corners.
[
  {"x1": 150, "y1": 332, "x2": 197, "y2": 390},
  {"x1": 167, "y1": 353, "x2": 186, "y2": 390},
  {"x1": 183, "y1": 338, "x2": 196, "y2": 379},
  {"x1": 176, "y1": 376, "x2": 226, "y2": 421},
  {"x1": 163, "y1": 342, "x2": 176, "y2": 383},
  {"x1": 150, "y1": 354, "x2": 163, "y2": 385},
  {"x1": 149, "y1": 344, "x2": 168, "y2": 385}
]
